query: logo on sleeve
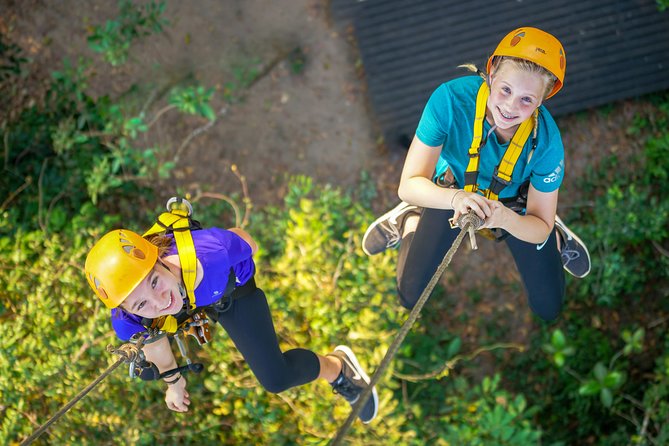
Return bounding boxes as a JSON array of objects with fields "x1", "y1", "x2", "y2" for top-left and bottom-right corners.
[{"x1": 543, "y1": 162, "x2": 563, "y2": 184}]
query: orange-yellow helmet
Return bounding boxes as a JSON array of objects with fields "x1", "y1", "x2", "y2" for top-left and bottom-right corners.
[
  {"x1": 85, "y1": 229, "x2": 158, "y2": 309},
  {"x1": 487, "y1": 27, "x2": 566, "y2": 99}
]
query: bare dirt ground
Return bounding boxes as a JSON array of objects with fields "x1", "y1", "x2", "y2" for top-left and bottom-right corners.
[
  {"x1": 2, "y1": 0, "x2": 389, "y2": 205},
  {"x1": 3, "y1": 0, "x2": 651, "y2": 377}
]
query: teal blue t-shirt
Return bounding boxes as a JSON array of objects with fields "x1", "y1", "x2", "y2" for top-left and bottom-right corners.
[{"x1": 415, "y1": 76, "x2": 564, "y2": 199}]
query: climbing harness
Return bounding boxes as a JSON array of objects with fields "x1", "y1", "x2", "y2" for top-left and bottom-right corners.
[
  {"x1": 331, "y1": 212, "x2": 483, "y2": 445},
  {"x1": 142, "y1": 197, "x2": 203, "y2": 334},
  {"x1": 464, "y1": 82, "x2": 537, "y2": 202}
]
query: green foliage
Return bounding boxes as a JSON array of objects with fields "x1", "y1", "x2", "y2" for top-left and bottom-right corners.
[
  {"x1": 574, "y1": 95, "x2": 669, "y2": 306},
  {"x1": 578, "y1": 362, "x2": 626, "y2": 408},
  {"x1": 0, "y1": 32, "x2": 28, "y2": 80},
  {"x1": 658, "y1": 0, "x2": 669, "y2": 12},
  {"x1": 542, "y1": 329, "x2": 575, "y2": 367},
  {"x1": 169, "y1": 85, "x2": 216, "y2": 120},
  {"x1": 87, "y1": 0, "x2": 168, "y2": 66},
  {"x1": 433, "y1": 375, "x2": 542, "y2": 446}
]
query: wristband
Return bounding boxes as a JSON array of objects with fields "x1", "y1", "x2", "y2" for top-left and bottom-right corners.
[
  {"x1": 164, "y1": 374, "x2": 182, "y2": 385},
  {"x1": 450, "y1": 190, "x2": 464, "y2": 209}
]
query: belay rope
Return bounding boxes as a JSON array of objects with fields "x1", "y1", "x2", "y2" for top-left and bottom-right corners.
[
  {"x1": 331, "y1": 212, "x2": 483, "y2": 445},
  {"x1": 19, "y1": 339, "x2": 147, "y2": 446}
]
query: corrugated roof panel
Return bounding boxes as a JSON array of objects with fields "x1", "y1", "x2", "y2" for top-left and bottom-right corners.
[{"x1": 331, "y1": 0, "x2": 669, "y2": 149}]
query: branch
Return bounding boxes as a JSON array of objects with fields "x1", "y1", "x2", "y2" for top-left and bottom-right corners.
[
  {"x1": 651, "y1": 240, "x2": 669, "y2": 259},
  {"x1": 0, "y1": 175, "x2": 32, "y2": 213},
  {"x1": 146, "y1": 103, "x2": 176, "y2": 129},
  {"x1": 171, "y1": 107, "x2": 225, "y2": 162},
  {"x1": 392, "y1": 342, "x2": 525, "y2": 382},
  {"x1": 37, "y1": 157, "x2": 49, "y2": 232},
  {"x1": 229, "y1": 164, "x2": 251, "y2": 228},
  {"x1": 193, "y1": 191, "x2": 242, "y2": 228}
]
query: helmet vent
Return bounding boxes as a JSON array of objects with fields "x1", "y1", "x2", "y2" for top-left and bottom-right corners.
[{"x1": 132, "y1": 248, "x2": 146, "y2": 260}]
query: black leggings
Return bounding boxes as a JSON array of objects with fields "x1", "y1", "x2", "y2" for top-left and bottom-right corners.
[
  {"x1": 214, "y1": 287, "x2": 321, "y2": 393},
  {"x1": 397, "y1": 207, "x2": 565, "y2": 322}
]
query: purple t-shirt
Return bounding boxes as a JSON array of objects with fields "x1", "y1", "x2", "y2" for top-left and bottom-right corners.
[{"x1": 110, "y1": 227, "x2": 255, "y2": 340}]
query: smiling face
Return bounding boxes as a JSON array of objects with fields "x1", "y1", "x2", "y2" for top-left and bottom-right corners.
[
  {"x1": 121, "y1": 261, "x2": 184, "y2": 318},
  {"x1": 486, "y1": 61, "x2": 546, "y2": 132}
]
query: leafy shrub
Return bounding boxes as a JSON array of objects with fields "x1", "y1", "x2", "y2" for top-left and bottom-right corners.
[{"x1": 87, "y1": 0, "x2": 168, "y2": 66}]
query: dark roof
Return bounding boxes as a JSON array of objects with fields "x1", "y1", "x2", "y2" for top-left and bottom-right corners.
[{"x1": 331, "y1": 0, "x2": 669, "y2": 149}]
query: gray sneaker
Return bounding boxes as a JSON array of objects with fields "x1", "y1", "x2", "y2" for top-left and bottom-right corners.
[
  {"x1": 555, "y1": 215, "x2": 591, "y2": 278},
  {"x1": 328, "y1": 345, "x2": 379, "y2": 424},
  {"x1": 362, "y1": 202, "x2": 420, "y2": 256}
]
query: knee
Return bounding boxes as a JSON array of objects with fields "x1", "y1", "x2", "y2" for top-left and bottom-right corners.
[
  {"x1": 397, "y1": 283, "x2": 418, "y2": 310},
  {"x1": 529, "y1": 292, "x2": 563, "y2": 323},
  {"x1": 256, "y1": 374, "x2": 291, "y2": 394}
]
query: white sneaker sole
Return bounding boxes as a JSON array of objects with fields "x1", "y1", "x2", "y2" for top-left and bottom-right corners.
[
  {"x1": 334, "y1": 345, "x2": 379, "y2": 424},
  {"x1": 362, "y1": 202, "x2": 418, "y2": 256},
  {"x1": 555, "y1": 215, "x2": 591, "y2": 277}
]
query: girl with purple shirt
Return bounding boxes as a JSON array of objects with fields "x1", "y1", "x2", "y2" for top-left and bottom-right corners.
[{"x1": 85, "y1": 226, "x2": 378, "y2": 423}]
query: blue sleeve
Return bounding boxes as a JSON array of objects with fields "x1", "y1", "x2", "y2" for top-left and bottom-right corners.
[
  {"x1": 529, "y1": 109, "x2": 565, "y2": 193},
  {"x1": 415, "y1": 84, "x2": 453, "y2": 147},
  {"x1": 111, "y1": 309, "x2": 145, "y2": 341}
]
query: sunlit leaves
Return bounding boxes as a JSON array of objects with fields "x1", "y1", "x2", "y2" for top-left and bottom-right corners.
[{"x1": 542, "y1": 329, "x2": 575, "y2": 367}]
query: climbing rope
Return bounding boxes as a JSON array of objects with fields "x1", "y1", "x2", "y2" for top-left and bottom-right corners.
[
  {"x1": 331, "y1": 212, "x2": 483, "y2": 445},
  {"x1": 20, "y1": 340, "x2": 146, "y2": 446}
]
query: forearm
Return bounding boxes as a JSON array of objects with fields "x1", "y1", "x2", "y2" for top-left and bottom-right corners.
[
  {"x1": 398, "y1": 177, "x2": 462, "y2": 210},
  {"x1": 142, "y1": 337, "x2": 178, "y2": 379},
  {"x1": 498, "y1": 207, "x2": 553, "y2": 244}
]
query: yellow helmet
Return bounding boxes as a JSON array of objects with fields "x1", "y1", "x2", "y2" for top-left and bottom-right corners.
[
  {"x1": 487, "y1": 27, "x2": 566, "y2": 99},
  {"x1": 85, "y1": 229, "x2": 158, "y2": 309}
]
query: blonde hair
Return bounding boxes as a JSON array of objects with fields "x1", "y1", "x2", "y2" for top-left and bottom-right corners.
[{"x1": 459, "y1": 56, "x2": 557, "y2": 100}]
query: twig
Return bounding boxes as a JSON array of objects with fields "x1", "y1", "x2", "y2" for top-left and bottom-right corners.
[
  {"x1": 3, "y1": 125, "x2": 9, "y2": 169},
  {"x1": 37, "y1": 158, "x2": 49, "y2": 232},
  {"x1": 146, "y1": 103, "x2": 176, "y2": 129},
  {"x1": 648, "y1": 316, "x2": 669, "y2": 329},
  {"x1": 0, "y1": 175, "x2": 32, "y2": 212},
  {"x1": 171, "y1": 107, "x2": 226, "y2": 162},
  {"x1": 651, "y1": 240, "x2": 669, "y2": 259},
  {"x1": 194, "y1": 191, "x2": 242, "y2": 228},
  {"x1": 392, "y1": 342, "x2": 525, "y2": 382},
  {"x1": 331, "y1": 232, "x2": 354, "y2": 292},
  {"x1": 563, "y1": 366, "x2": 585, "y2": 383},
  {"x1": 638, "y1": 405, "x2": 655, "y2": 445},
  {"x1": 609, "y1": 349, "x2": 625, "y2": 370},
  {"x1": 229, "y1": 164, "x2": 251, "y2": 227},
  {"x1": 622, "y1": 394, "x2": 647, "y2": 411},
  {"x1": 613, "y1": 408, "x2": 640, "y2": 430},
  {"x1": 275, "y1": 391, "x2": 334, "y2": 438}
]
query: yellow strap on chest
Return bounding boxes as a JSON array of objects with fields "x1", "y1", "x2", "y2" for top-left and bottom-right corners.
[
  {"x1": 464, "y1": 82, "x2": 535, "y2": 200},
  {"x1": 143, "y1": 205, "x2": 198, "y2": 333}
]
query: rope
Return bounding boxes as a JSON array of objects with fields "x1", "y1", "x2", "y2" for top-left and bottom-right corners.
[
  {"x1": 331, "y1": 212, "x2": 482, "y2": 445},
  {"x1": 20, "y1": 342, "x2": 143, "y2": 446}
]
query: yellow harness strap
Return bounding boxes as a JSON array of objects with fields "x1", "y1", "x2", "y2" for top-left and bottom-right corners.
[
  {"x1": 464, "y1": 83, "x2": 491, "y2": 193},
  {"x1": 143, "y1": 203, "x2": 198, "y2": 333},
  {"x1": 464, "y1": 82, "x2": 535, "y2": 200}
]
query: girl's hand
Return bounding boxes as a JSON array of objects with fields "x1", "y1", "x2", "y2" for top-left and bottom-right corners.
[
  {"x1": 165, "y1": 376, "x2": 191, "y2": 412},
  {"x1": 451, "y1": 190, "x2": 499, "y2": 223},
  {"x1": 479, "y1": 201, "x2": 509, "y2": 229}
]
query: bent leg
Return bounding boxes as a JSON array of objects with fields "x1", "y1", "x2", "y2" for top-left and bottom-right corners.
[
  {"x1": 396, "y1": 208, "x2": 459, "y2": 309},
  {"x1": 505, "y1": 230, "x2": 565, "y2": 322},
  {"x1": 215, "y1": 287, "x2": 320, "y2": 393}
]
